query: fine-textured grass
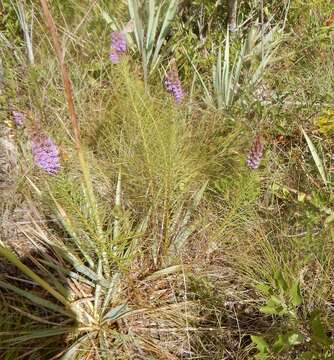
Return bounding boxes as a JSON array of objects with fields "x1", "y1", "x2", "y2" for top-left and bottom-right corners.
[{"x1": 0, "y1": 0, "x2": 334, "y2": 359}]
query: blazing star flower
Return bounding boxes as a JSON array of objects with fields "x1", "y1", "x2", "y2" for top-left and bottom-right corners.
[
  {"x1": 164, "y1": 60, "x2": 184, "y2": 103},
  {"x1": 12, "y1": 111, "x2": 25, "y2": 126},
  {"x1": 110, "y1": 31, "x2": 127, "y2": 64},
  {"x1": 247, "y1": 135, "x2": 264, "y2": 170},
  {"x1": 30, "y1": 131, "x2": 60, "y2": 175},
  {"x1": 109, "y1": 49, "x2": 120, "y2": 64}
]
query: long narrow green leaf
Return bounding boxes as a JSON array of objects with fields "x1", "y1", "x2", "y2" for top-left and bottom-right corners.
[
  {"x1": 231, "y1": 43, "x2": 246, "y2": 104},
  {"x1": 0, "y1": 245, "x2": 71, "y2": 308},
  {"x1": 302, "y1": 127, "x2": 328, "y2": 186},
  {"x1": 60, "y1": 334, "x2": 89, "y2": 360},
  {"x1": 113, "y1": 170, "x2": 122, "y2": 242},
  {"x1": 145, "y1": 265, "x2": 184, "y2": 281},
  {"x1": 94, "y1": 259, "x2": 103, "y2": 318},
  {"x1": 39, "y1": 259, "x2": 96, "y2": 288},
  {"x1": 151, "y1": 0, "x2": 178, "y2": 72},
  {"x1": 214, "y1": 47, "x2": 223, "y2": 108},
  {"x1": 146, "y1": 0, "x2": 163, "y2": 62},
  {"x1": 102, "y1": 304, "x2": 130, "y2": 324},
  {"x1": 101, "y1": 272, "x2": 121, "y2": 315},
  {"x1": 169, "y1": 181, "x2": 208, "y2": 256},
  {"x1": 223, "y1": 30, "x2": 230, "y2": 107},
  {"x1": 184, "y1": 49, "x2": 212, "y2": 105},
  {"x1": 128, "y1": 0, "x2": 144, "y2": 53},
  {"x1": 0, "y1": 279, "x2": 73, "y2": 317},
  {"x1": 3, "y1": 327, "x2": 74, "y2": 345}
]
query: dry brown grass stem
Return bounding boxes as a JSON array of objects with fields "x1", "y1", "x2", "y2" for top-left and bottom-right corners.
[{"x1": 39, "y1": 0, "x2": 81, "y2": 151}]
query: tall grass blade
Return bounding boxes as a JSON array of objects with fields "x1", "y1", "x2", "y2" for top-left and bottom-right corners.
[
  {"x1": 301, "y1": 127, "x2": 328, "y2": 186},
  {"x1": 60, "y1": 334, "x2": 90, "y2": 360},
  {"x1": 101, "y1": 272, "x2": 122, "y2": 315},
  {"x1": 151, "y1": 0, "x2": 178, "y2": 72},
  {"x1": 0, "y1": 279, "x2": 72, "y2": 317},
  {"x1": 0, "y1": 245, "x2": 71, "y2": 308},
  {"x1": 169, "y1": 181, "x2": 207, "y2": 256},
  {"x1": 3, "y1": 327, "x2": 74, "y2": 345},
  {"x1": 184, "y1": 49, "x2": 213, "y2": 105},
  {"x1": 223, "y1": 30, "x2": 230, "y2": 107},
  {"x1": 102, "y1": 304, "x2": 130, "y2": 323}
]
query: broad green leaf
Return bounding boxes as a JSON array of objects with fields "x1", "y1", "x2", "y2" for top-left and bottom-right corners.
[
  {"x1": 310, "y1": 311, "x2": 331, "y2": 346},
  {"x1": 255, "y1": 283, "x2": 273, "y2": 296},
  {"x1": 251, "y1": 335, "x2": 269, "y2": 353},
  {"x1": 288, "y1": 332, "x2": 303, "y2": 345},
  {"x1": 260, "y1": 296, "x2": 285, "y2": 315},
  {"x1": 260, "y1": 305, "x2": 279, "y2": 315},
  {"x1": 268, "y1": 295, "x2": 285, "y2": 307},
  {"x1": 325, "y1": 211, "x2": 334, "y2": 225},
  {"x1": 290, "y1": 281, "x2": 303, "y2": 306},
  {"x1": 274, "y1": 271, "x2": 288, "y2": 292},
  {"x1": 273, "y1": 334, "x2": 288, "y2": 352}
]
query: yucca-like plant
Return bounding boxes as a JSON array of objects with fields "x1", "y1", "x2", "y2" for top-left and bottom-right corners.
[
  {"x1": 188, "y1": 21, "x2": 283, "y2": 110},
  {"x1": 0, "y1": 171, "x2": 201, "y2": 359},
  {"x1": 0, "y1": 2, "x2": 207, "y2": 358},
  {"x1": 127, "y1": 0, "x2": 178, "y2": 85}
]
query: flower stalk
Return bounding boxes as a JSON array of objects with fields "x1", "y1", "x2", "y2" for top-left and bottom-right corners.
[{"x1": 39, "y1": 0, "x2": 105, "y2": 263}]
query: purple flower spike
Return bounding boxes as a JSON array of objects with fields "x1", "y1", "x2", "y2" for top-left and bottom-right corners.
[
  {"x1": 111, "y1": 31, "x2": 126, "y2": 53},
  {"x1": 247, "y1": 135, "x2": 264, "y2": 170},
  {"x1": 30, "y1": 131, "x2": 60, "y2": 175},
  {"x1": 109, "y1": 49, "x2": 120, "y2": 64},
  {"x1": 164, "y1": 60, "x2": 184, "y2": 103},
  {"x1": 110, "y1": 31, "x2": 127, "y2": 63},
  {"x1": 12, "y1": 111, "x2": 25, "y2": 126}
]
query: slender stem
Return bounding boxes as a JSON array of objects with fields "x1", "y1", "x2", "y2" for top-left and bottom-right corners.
[
  {"x1": 39, "y1": 0, "x2": 80, "y2": 151},
  {"x1": 39, "y1": 0, "x2": 106, "y2": 271},
  {"x1": 260, "y1": 0, "x2": 264, "y2": 61},
  {"x1": 227, "y1": 0, "x2": 238, "y2": 32}
]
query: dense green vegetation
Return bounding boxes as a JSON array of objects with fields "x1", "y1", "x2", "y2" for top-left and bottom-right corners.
[{"x1": 0, "y1": 0, "x2": 333, "y2": 359}]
